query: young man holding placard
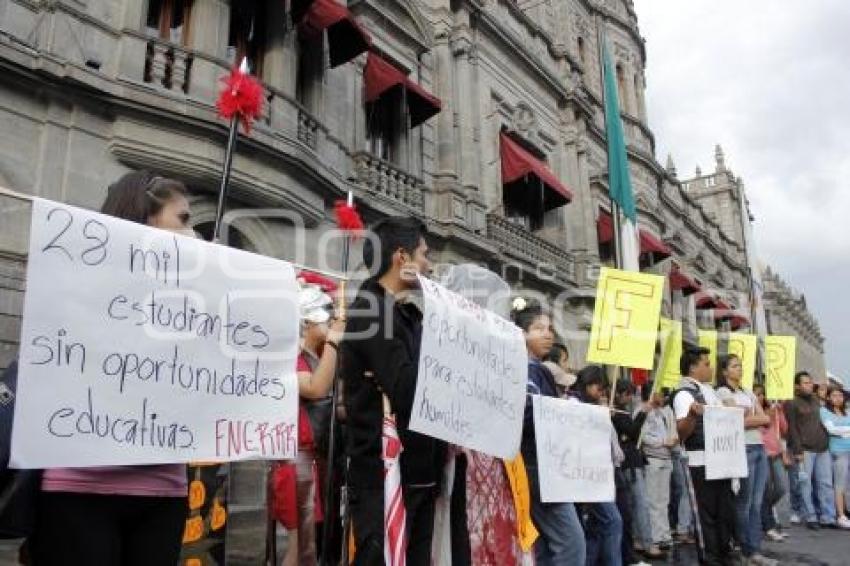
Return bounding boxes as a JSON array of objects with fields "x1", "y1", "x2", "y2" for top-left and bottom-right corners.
[
  {"x1": 341, "y1": 218, "x2": 446, "y2": 566},
  {"x1": 672, "y1": 347, "x2": 735, "y2": 566}
]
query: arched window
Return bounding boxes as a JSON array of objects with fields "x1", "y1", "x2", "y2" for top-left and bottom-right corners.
[
  {"x1": 633, "y1": 72, "x2": 646, "y2": 119},
  {"x1": 616, "y1": 63, "x2": 630, "y2": 114},
  {"x1": 577, "y1": 37, "x2": 587, "y2": 68}
]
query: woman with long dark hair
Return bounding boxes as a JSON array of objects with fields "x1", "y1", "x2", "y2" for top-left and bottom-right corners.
[
  {"x1": 30, "y1": 170, "x2": 192, "y2": 566},
  {"x1": 820, "y1": 386, "x2": 850, "y2": 529},
  {"x1": 752, "y1": 384, "x2": 790, "y2": 542},
  {"x1": 716, "y1": 355, "x2": 772, "y2": 566}
]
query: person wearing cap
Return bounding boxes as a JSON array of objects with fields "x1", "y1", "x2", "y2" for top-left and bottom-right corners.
[{"x1": 274, "y1": 284, "x2": 345, "y2": 566}]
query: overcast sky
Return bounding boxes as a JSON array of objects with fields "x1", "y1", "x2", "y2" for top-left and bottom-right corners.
[{"x1": 633, "y1": 0, "x2": 850, "y2": 380}]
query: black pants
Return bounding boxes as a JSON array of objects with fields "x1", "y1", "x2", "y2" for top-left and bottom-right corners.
[
  {"x1": 30, "y1": 491, "x2": 186, "y2": 566},
  {"x1": 349, "y1": 485, "x2": 436, "y2": 566},
  {"x1": 690, "y1": 467, "x2": 735, "y2": 566}
]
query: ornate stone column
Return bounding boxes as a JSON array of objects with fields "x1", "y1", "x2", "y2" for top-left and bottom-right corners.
[
  {"x1": 451, "y1": 28, "x2": 480, "y2": 191},
  {"x1": 433, "y1": 21, "x2": 458, "y2": 183}
]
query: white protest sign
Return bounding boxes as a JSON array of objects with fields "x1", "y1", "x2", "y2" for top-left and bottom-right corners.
[
  {"x1": 409, "y1": 276, "x2": 527, "y2": 459},
  {"x1": 11, "y1": 198, "x2": 300, "y2": 468},
  {"x1": 704, "y1": 406, "x2": 747, "y2": 480},
  {"x1": 533, "y1": 395, "x2": 615, "y2": 503}
]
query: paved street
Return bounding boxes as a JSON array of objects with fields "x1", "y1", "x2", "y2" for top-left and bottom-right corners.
[
  {"x1": 647, "y1": 524, "x2": 850, "y2": 566},
  {"x1": 2, "y1": 524, "x2": 848, "y2": 565}
]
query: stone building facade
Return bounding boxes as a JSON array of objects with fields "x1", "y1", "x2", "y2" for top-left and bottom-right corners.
[
  {"x1": 761, "y1": 266, "x2": 827, "y2": 381},
  {"x1": 0, "y1": 0, "x2": 827, "y2": 560}
]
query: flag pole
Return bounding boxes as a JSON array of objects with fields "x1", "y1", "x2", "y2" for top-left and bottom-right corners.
[
  {"x1": 213, "y1": 114, "x2": 239, "y2": 242},
  {"x1": 320, "y1": 191, "x2": 361, "y2": 566},
  {"x1": 595, "y1": 16, "x2": 627, "y2": 408},
  {"x1": 736, "y1": 184, "x2": 764, "y2": 382}
]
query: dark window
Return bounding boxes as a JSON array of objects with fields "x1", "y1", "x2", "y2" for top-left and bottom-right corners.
[
  {"x1": 296, "y1": 35, "x2": 325, "y2": 111},
  {"x1": 227, "y1": 2, "x2": 268, "y2": 76},
  {"x1": 366, "y1": 88, "x2": 405, "y2": 163},
  {"x1": 146, "y1": 0, "x2": 192, "y2": 45},
  {"x1": 503, "y1": 177, "x2": 550, "y2": 232},
  {"x1": 577, "y1": 36, "x2": 586, "y2": 67},
  {"x1": 616, "y1": 63, "x2": 630, "y2": 114}
]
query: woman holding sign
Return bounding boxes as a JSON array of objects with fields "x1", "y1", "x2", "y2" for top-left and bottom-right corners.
[
  {"x1": 716, "y1": 355, "x2": 773, "y2": 566},
  {"x1": 514, "y1": 300, "x2": 587, "y2": 566},
  {"x1": 30, "y1": 171, "x2": 192, "y2": 566}
]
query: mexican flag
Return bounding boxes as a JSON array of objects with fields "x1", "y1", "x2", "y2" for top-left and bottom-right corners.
[{"x1": 602, "y1": 41, "x2": 640, "y2": 272}]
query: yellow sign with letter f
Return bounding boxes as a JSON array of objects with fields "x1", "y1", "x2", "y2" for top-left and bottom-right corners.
[{"x1": 587, "y1": 267, "x2": 665, "y2": 370}]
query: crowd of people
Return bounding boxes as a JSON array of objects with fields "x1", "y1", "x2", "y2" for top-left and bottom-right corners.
[
  {"x1": 273, "y1": 213, "x2": 850, "y2": 566},
  {"x1": 3, "y1": 170, "x2": 850, "y2": 566}
]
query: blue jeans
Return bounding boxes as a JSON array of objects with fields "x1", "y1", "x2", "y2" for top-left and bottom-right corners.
[
  {"x1": 671, "y1": 453, "x2": 693, "y2": 534},
  {"x1": 799, "y1": 451, "x2": 836, "y2": 524},
  {"x1": 789, "y1": 463, "x2": 804, "y2": 516},
  {"x1": 627, "y1": 468, "x2": 652, "y2": 548},
  {"x1": 527, "y1": 463, "x2": 587, "y2": 566},
  {"x1": 585, "y1": 502, "x2": 623, "y2": 566},
  {"x1": 735, "y1": 445, "x2": 768, "y2": 556}
]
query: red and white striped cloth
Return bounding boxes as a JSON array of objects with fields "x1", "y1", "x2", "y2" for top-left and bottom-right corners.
[{"x1": 383, "y1": 411, "x2": 407, "y2": 566}]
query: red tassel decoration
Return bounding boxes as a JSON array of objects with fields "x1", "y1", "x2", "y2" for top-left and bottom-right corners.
[
  {"x1": 216, "y1": 65, "x2": 264, "y2": 134},
  {"x1": 334, "y1": 200, "x2": 364, "y2": 235}
]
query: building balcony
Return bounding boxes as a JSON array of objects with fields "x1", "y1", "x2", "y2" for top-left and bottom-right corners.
[
  {"x1": 486, "y1": 214, "x2": 577, "y2": 286},
  {"x1": 143, "y1": 38, "x2": 193, "y2": 94},
  {"x1": 351, "y1": 152, "x2": 425, "y2": 213}
]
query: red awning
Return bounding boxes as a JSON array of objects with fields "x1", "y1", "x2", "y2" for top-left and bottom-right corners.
[
  {"x1": 596, "y1": 210, "x2": 671, "y2": 259},
  {"x1": 299, "y1": 0, "x2": 370, "y2": 68},
  {"x1": 729, "y1": 314, "x2": 750, "y2": 330},
  {"x1": 639, "y1": 229, "x2": 671, "y2": 260},
  {"x1": 597, "y1": 211, "x2": 614, "y2": 244},
  {"x1": 695, "y1": 293, "x2": 720, "y2": 309},
  {"x1": 500, "y1": 132, "x2": 573, "y2": 209},
  {"x1": 669, "y1": 268, "x2": 701, "y2": 296},
  {"x1": 364, "y1": 52, "x2": 441, "y2": 127}
]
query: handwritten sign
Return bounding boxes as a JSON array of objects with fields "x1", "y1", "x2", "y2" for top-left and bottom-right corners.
[
  {"x1": 11, "y1": 198, "x2": 300, "y2": 468},
  {"x1": 765, "y1": 335, "x2": 796, "y2": 400},
  {"x1": 410, "y1": 277, "x2": 527, "y2": 459},
  {"x1": 532, "y1": 396, "x2": 615, "y2": 503},
  {"x1": 698, "y1": 330, "x2": 718, "y2": 382},
  {"x1": 728, "y1": 333, "x2": 757, "y2": 391},
  {"x1": 656, "y1": 318, "x2": 683, "y2": 390},
  {"x1": 587, "y1": 267, "x2": 664, "y2": 370},
  {"x1": 704, "y1": 406, "x2": 747, "y2": 480}
]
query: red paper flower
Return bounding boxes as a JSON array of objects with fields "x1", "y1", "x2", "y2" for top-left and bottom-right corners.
[
  {"x1": 334, "y1": 199, "x2": 364, "y2": 235},
  {"x1": 216, "y1": 65, "x2": 264, "y2": 134}
]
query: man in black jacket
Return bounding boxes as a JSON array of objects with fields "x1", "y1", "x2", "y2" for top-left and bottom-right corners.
[{"x1": 342, "y1": 217, "x2": 446, "y2": 565}]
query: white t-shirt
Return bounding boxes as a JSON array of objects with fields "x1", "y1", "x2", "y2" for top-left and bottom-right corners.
[
  {"x1": 716, "y1": 387, "x2": 764, "y2": 445},
  {"x1": 673, "y1": 378, "x2": 721, "y2": 466}
]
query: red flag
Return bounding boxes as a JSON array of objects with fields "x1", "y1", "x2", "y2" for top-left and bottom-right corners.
[{"x1": 382, "y1": 402, "x2": 407, "y2": 566}]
